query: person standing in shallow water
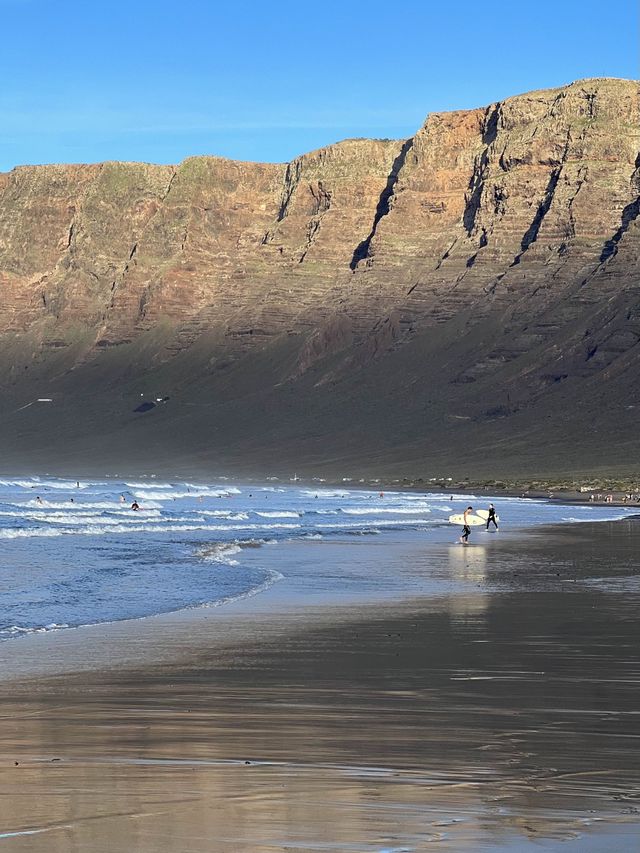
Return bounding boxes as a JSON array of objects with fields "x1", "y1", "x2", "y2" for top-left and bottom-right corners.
[
  {"x1": 486, "y1": 503, "x2": 499, "y2": 530},
  {"x1": 460, "y1": 506, "x2": 473, "y2": 544}
]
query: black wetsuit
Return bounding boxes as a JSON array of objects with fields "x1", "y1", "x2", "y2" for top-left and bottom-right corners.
[{"x1": 486, "y1": 508, "x2": 498, "y2": 529}]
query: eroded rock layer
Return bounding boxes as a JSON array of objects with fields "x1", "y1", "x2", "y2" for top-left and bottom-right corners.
[{"x1": 0, "y1": 78, "x2": 639, "y2": 478}]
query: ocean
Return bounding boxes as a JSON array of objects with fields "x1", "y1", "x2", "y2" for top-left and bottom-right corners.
[{"x1": 0, "y1": 476, "x2": 635, "y2": 639}]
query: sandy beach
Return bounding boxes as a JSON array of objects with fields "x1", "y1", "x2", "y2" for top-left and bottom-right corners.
[{"x1": 1, "y1": 519, "x2": 639, "y2": 851}]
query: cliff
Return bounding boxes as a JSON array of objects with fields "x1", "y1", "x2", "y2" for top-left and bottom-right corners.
[{"x1": 0, "y1": 78, "x2": 639, "y2": 479}]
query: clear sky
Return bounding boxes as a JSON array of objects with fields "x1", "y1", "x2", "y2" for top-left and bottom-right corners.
[{"x1": 1, "y1": 0, "x2": 638, "y2": 170}]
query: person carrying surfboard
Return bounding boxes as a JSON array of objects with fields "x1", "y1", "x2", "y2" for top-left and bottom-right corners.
[
  {"x1": 460, "y1": 506, "x2": 473, "y2": 544},
  {"x1": 486, "y1": 503, "x2": 498, "y2": 530}
]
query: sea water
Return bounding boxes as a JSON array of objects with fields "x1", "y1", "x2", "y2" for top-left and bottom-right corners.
[{"x1": 0, "y1": 477, "x2": 635, "y2": 639}]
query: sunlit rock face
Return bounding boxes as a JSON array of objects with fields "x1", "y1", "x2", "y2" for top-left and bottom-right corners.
[{"x1": 1, "y1": 78, "x2": 639, "y2": 479}]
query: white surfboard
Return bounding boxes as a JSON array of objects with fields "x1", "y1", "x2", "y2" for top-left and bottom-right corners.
[{"x1": 449, "y1": 513, "x2": 484, "y2": 526}]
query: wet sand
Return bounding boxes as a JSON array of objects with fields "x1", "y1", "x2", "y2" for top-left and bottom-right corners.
[{"x1": 1, "y1": 521, "x2": 639, "y2": 851}]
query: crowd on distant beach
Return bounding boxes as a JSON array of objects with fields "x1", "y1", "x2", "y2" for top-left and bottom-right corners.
[{"x1": 588, "y1": 493, "x2": 640, "y2": 503}]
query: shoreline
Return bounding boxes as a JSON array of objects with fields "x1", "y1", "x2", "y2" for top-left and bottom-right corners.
[
  {"x1": 1, "y1": 513, "x2": 639, "y2": 850},
  {"x1": 1, "y1": 512, "x2": 636, "y2": 684},
  {"x1": 0, "y1": 524, "x2": 517, "y2": 685},
  {"x1": 0, "y1": 510, "x2": 640, "y2": 853}
]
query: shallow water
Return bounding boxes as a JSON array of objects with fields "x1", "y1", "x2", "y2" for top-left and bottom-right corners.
[{"x1": 0, "y1": 476, "x2": 635, "y2": 637}]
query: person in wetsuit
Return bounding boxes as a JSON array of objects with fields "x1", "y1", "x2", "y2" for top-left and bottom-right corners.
[{"x1": 486, "y1": 503, "x2": 498, "y2": 530}]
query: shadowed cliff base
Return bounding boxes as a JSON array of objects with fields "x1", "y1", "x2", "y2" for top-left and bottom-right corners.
[
  {"x1": 0, "y1": 324, "x2": 639, "y2": 482},
  {"x1": 0, "y1": 78, "x2": 639, "y2": 479}
]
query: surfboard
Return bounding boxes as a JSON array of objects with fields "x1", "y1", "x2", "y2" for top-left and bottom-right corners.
[
  {"x1": 449, "y1": 513, "x2": 484, "y2": 526},
  {"x1": 476, "y1": 509, "x2": 499, "y2": 521}
]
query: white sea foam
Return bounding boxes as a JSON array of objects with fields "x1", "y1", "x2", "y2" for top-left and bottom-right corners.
[
  {"x1": 347, "y1": 528, "x2": 381, "y2": 535},
  {"x1": 44, "y1": 513, "x2": 179, "y2": 527},
  {"x1": 195, "y1": 543, "x2": 243, "y2": 566},
  {"x1": 300, "y1": 489, "x2": 350, "y2": 499},
  {"x1": 340, "y1": 507, "x2": 432, "y2": 515},
  {"x1": 255, "y1": 511, "x2": 301, "y2": 518},
  {"x1": 313, "y1": 518, "x2": 435, "y2": 530},
  {"x1": 124, "y1": 482, "x2": 172, "y2": 489},
  {"x1": 0, "y1": 521, "x2": 305, "y2": 539},
  {"x1": 560, "y1": 514, "x2": 635, "y2": 523},
  {"x1": 411, "y1": 492, "x2": 481, "y2": 501},
  {"x1": 0, "y1": 509, "x2": 163, "y2": 521},
  {"x1": 0, "y1": 510, "x2": 443, "y2": 539},
  {"x1": 0, "y1": 479, "x2": 44, "y2": 489},
  {"x1": 0, "y1": 622, "x2": 69, "y2": 637},
  {"x1": 0, "y1": 478, "x2": 89, "y2": 490},
  {"x1": 0, "y1": 528, "x2": 63, "y2": 539},
  {"x1": 18, "y1": 499, "x2": 163, "y2": 510},
  {"x1": 199, "y1": 568, "x2": 284, "y2": 608},
  {"x1": 185, "y1": 483, "x2": 241, "y2": 494},
  {"x1": 197, "y1": 511, "x2": 249, "y2": 520},
  {"x1": 133, "y1": 488, "x2": 239, "y2": 501}
]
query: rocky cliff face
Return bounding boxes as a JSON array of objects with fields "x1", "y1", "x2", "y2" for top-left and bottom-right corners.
[{"x1": 0, "y1": 78, "x2": 639, "y2": 479}]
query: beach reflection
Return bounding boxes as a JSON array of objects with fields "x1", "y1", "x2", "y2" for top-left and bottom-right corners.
[
  {"x1": 446, "y1": 544, "x2": 489, "y2": 621},
  {"x1": 1, "y1": 522, "x2": 639, "y2": 851},
  {"x1": 0, "y1": 690, "x2": 630, "y2": 853},
  {"x1": 448, "y1": 543, "x2": 487, "y2": 581}
]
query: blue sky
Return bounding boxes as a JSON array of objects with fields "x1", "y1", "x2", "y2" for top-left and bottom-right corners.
[{"x1": 1, "y1": 0, "x2": 637, "y2": 170}]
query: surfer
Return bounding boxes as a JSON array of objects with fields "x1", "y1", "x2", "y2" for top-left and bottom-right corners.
[
  {"x1": 486, "y1": 503, "x2": 499, "y2": 530},
  {"x1": 460, "y1": 506, "x2": 473, "y2": 544},
  {"x1": 131, "y1": 500, "x2": 140, "y2": 511}
]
